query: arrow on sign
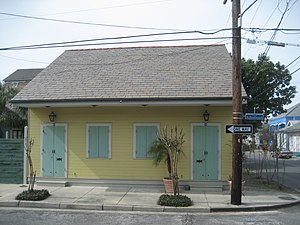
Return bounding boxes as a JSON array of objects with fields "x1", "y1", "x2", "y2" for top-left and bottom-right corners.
[{"x1": 227, "y1": 126, "x2": 234, "y2": 133}]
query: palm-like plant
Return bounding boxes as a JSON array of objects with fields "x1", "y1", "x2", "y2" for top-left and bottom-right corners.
[
  {"x1": 149, "y1": 140, "x2": 171, "y2": 178},
  {"x1": 149, "y1": 126, "x2": 185, "y2": 195}
]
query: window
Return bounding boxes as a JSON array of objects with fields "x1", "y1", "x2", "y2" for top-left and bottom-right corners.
[
  {"x1": 134, "y1": 124, "x2": 159, "y2": 159},
  {"x1": 87, "y1": 124, "x2": 111, "y2": 158}
]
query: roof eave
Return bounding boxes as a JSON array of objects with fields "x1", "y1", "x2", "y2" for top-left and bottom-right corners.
[{"x1": 11, "y1": 97, "x2": 234, "y2": 108}]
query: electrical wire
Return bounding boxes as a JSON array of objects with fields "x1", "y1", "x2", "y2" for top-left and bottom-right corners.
[
  {"x1": 290, "y1": 67, "x2": 300, "y2": 76},
  {"x1": 263, "y1": 0, "x2": 296, "y2": 55},
  {"x1": 246, "y1": 1, "x2": 299, "y2": 105},
  {"x1": 0, "y1": 0, "x2": 174, "y2": 20},
  {"x1": 0, "y1": 11, "x2": 186, "y2": 32},
  {"x1": 286, "y1": 55, "x2": 300, "y2": 68},
  {"x1": 1, "y1": 27, "x2": 298, "y2": 51},
  {"x1": 0, "y1": 36, "x2": 233, "y2": 51},
  {"x1": 40, "y1": 0, "x2": 173, "y2": 16},
  {"x1": 262, "y1": 2, "x2": 280, "y2": 28},
  {"x1": 0, "y1": 54, "x2": 48, "y2": 64},
  {"x1": 247, "y1": 0, "x2": 262, "y2": 28},
  {"x1": 0, "y1": 29, "x2": 235, "y2": 51},
  {"x1": 1, "y1": 31, "x2": 199, "y2": 50}
]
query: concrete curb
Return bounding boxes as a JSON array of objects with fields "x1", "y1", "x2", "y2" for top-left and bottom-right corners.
[
  {"x1": 1, "y1": 200, "x2": 299, "y2": 213},
  {"x1": 210, "y1": 200, "x2": 300, "y2": 212}
]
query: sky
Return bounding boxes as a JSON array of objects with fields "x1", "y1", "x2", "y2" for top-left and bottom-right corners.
[{"x1": 0, "y1": 0, "x2": 299, "y2": 109}]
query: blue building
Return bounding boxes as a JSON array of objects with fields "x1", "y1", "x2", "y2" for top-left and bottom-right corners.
[{"x1": 269, "y1": 103, "x2": 300, "y2": 156}]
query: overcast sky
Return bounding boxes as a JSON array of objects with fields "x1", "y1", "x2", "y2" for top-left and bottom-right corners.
[{"x1": 0, "y1": 0, "x2": 299, "y2": 108}]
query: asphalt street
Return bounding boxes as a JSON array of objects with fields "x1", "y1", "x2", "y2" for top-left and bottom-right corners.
[
  {"x1": 245, "y1": 152, "x2": 300, "y2": 192},
  {"x1": 1, "y1": 204, "x2": 300, "y2": 225}
]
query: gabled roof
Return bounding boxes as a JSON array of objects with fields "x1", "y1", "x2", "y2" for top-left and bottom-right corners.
[
  {"x1": 282, "y1": 122, "x2": 300, "y2": 133},
  {"x1": 287, "y1": 120, "x2": 300, "y2": 126},
  {"x1": 270, "y1": 103, "x2": 300, "y2": 120},
  {"x1": 11, "y1": 45, "x2": 242, "y2": 107},
  {"x1": 4, "y1": 68, "x2": 43, "y2": 82}
]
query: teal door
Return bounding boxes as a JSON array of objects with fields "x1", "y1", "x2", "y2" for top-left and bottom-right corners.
[
  {"x1": 42, "y1": 124, "x2": 66, "y2": 177},
  {"x1": 193, "y1": 125, "x2": 219, "y2": 180}
]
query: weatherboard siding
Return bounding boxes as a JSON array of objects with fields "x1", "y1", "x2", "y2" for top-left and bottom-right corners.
[{"x1": 28, "y1": 106, "x2": 232, "y2": 180}]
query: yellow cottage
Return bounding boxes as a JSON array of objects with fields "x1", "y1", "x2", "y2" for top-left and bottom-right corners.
[{"x1": 12, "y1": 45, "x2": 243, "y2": 189}]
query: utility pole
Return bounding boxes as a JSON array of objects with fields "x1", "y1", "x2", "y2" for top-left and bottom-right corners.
[
  {"x1": 224, "y1": 0, "x2": 243, "y2": 205},
  {"x1": 231, "y1": 0, "x2": 242, "y2": 205}
]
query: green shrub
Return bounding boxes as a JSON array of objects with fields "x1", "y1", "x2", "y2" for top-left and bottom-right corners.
[
  {"x1": 15, "y1": 189, "x2": 50, "y2": 201},
  {"x1": 158, "y1": 194, "x2": 193, "y2": 207}
]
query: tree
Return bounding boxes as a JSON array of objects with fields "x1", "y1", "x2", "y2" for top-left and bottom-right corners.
[
  {"x1": 0, "y1": 83, "x2": 27, "y2": 128},
  {"x1": 149, "y1": 126, "x2": 185, "y2": 196},
  {"x1": 241, "y1": 55, "x2": 296, "y2": 119},
  {"x1": 25, "y1": 138, "x2": 36, "y2": 191}
]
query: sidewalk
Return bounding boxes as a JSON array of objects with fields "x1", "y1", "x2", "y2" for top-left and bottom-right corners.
[{"x1": 0, "y1": 184, "x2": 300, "y2": 213}]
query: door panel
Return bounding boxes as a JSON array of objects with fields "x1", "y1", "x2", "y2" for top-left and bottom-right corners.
[
  {"x1": 42, "y1": 124, "x2": 66, "y2": 177},
  {"x1": 42, "y1": 126, "x2": 54, "y2": 176},
  {"x1": 205, "y1": 126, "x2": 219, "y2": 179},
  {"x1": 193, "y1": 126, "x2": 206, "y2": 180},
  {"x1": 53, "y1": 126, "x2": 65, "y2": 177},
  {"x1": 193, "y1": 125, "x2": 219, "y2": 180}
]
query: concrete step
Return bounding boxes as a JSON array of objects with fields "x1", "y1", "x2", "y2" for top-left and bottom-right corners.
[
  {"x1": 35, "y1": 177, "x2": 227, "y2": 192},
  {"x1": 36, "y1": 180, "x2": 69, "y2": 187}
]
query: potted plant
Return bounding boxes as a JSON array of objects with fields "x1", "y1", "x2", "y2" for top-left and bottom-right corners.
[
  {"x1": 149, "y1": 125, "x2": 184, "y2": 195},
  {"x1": 149, "y1": 141, "x2": 173, "y2": 193}
]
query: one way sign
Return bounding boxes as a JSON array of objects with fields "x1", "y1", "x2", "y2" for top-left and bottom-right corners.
[{"x1": 226, "y1": 124, "x2": 253, "y2": 134}]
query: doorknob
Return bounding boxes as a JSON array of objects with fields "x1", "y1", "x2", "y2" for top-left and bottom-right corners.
[
  {"x1": 196, "y1": 159, "x2": 203, "y2": 163},
  {"x1": 56, "y1": 158, "x2": 62, "y2": 161}
]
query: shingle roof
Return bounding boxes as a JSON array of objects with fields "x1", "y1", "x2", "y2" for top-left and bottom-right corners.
[
  {"x1": 12, "y1": 45, "x2": 240, "y2": 105},
  {"x1": 271, "y1": 103, "x2": 300, "y2": 119},
  {"x1": 4, "y1": 68, "x2": 43, "y2": 82},
  {"x1": 283, "y1": 122, "x2": 300, "y2": 133}
]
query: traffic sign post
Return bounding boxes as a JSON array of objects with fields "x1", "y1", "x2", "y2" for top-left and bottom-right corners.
[{"x1": 226, "y1": 124, "x2": 253, "y2": 134}]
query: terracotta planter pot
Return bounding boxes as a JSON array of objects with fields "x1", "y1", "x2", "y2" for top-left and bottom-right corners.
[{"x1": 163, "y1": 178, "x2": 174, "y2": 193}]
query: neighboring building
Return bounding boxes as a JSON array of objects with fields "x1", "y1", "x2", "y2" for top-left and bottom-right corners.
[
  {"x1": 280, "y1": 121, "x2": 300, "y2": 156},
  {"x1": 11, "y1": 45, "x2": 246, "y2": 185},
  {"x1": 1, "y1": 68, "x2": 43, "y2": 139},
  {"x1": 3, "y1": 68, "x2": 43, "y2": 90},
  {"x1": 269, "y1": 103, "x2": 300, "y2": 154}
]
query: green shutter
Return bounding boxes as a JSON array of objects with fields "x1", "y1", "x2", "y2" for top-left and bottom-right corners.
[
  {"x1": 146, "y1": 126, "x2": 157, "y2": 158},
  {"x1": 42, "y1": 126, "x2": 54, "y2": 176},
  {"x1": 98, "y1": 126, "x2": 109, "y2": 158},
  {"x1": 53, "y1": 126, "x2": 65, "y2": 177},
  {"x1": 136, "y1": 125, "x2": 158, "y2": 159},
  {"x1": 88, "y1": 126, "x2": 99, "y2": 158},
  {"x1": 136, "y1": 126, "x2": 147, "y2": 158}
]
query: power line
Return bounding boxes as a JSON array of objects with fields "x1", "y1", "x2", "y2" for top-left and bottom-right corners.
[
  {"x1": 0, "y1": 0, "x2": 174, "y2": 20},
  {"x1": 0, "y1": 11, "x2": 185, "y2": 32},
  {"x1": 246, "y1": 38, "x2": 300, "y2": 48},
  {"x1": 247, "y1": 0, "x2": 262, "y2": 28},
  {"x1": 262, "y1": 1, "x2": 280, "y2": 28},
  {"x1": 290, "y1": 67, "x2": 300, "y2": 76},
  {"x1": 39, "y1": 0, "x2": 173, "y2": 16},
  {"x1": 1, "y1": 31, "x2": 198, "y2": 50},
  {"x1": 286, "y1": 55, "x2": 300, "y2": 68},
  {"x1": 244, "y1": 27, "x2": 300, "y2": 32},
  {"x1": 263, "y1": 0, "x2": 295, "y2": 55},
  {"x1": 0, "y1": 36, "x2": 233, "y2": 51},
  {"x1": 0, "y1": 30, "x2": 234, "y2": 51},
  {"x1": 0, "y1": 54, "x2": 48, "y2": 64},
  {"x1": 1, "y1": 27, "x2": 298, "y2": 51}
]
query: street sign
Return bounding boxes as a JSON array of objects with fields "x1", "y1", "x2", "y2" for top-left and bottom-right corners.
[
  {"x1": 226, "y1": 124, "x2": 253, "y2": 134},
  {"x1": 244, "y1": 113, "x2": 264, "y2": 121}
]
